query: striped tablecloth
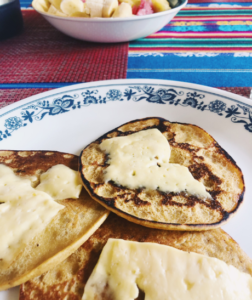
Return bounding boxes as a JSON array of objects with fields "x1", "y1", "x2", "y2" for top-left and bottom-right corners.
[
  {"x1": 0, "y1": 0, "x2": 251, "y2": 108},
  {"x1": 128, "y1": 4, "x2": 252, "y2": 88}
]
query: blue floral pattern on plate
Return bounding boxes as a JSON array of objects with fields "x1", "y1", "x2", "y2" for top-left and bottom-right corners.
[{"x1": 1, "y1": 84, "x2": 252, "y2": 141}]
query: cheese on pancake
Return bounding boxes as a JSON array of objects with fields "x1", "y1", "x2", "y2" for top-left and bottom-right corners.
[
  {"x1": 0, "y1": 163, "x2": 83, "y2": 265},
  {"x1": 80, "y1": 117, "x2": 245, "y2": 231},
  {"x1": 19, "y1": 214, "x2": 252, "y2": 300},
  {"x1": 36, "y1": 164, "x2": 82, "y2": 200},
  {"x1": 0, "y1": 193, "x2": 63, "y2": 265},
  {"x1": 0, "y1": 164, "x2": 37, "y2": 202},
  {"x1": 0, "y1": 164, "x2": 64, "y2": 264},
  {"x1": 0, "y1": 151, "x2": 109, "y2": 291},
  {"x1": 83, "y1": 238, "x2": 252, "y2": 300},
  {"x1": 100, "y1": 128, "x2": 211, "y2": 199}
]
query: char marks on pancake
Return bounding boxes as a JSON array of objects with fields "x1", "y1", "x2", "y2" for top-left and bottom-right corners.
[{"x1": 79, "y1": 117, "x2": 245, "y2": 230}]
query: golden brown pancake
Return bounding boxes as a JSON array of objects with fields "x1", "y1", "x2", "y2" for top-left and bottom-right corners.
[
  {"x1": 0, "y1": 150, "x2": 109, "y2": 291},
  {"x1": 79, "y1": 117, "x2": 245, "y2": 231},
  {"x1": 19, "y1": 213, "x2": 252, "y2": 300}
]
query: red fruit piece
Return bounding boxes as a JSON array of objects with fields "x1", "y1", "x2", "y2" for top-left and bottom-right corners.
[
  {"x1": 136, "y1": 0, "x2": 153, "y2": 15},
  {"x1": 132, "y1": 5, "x2": 138, "y2": 14}
]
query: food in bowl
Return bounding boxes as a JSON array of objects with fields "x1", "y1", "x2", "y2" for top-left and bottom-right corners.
[
  {"x1": 32, "y1": 0, "x2": 175, "y2": 18},
  {"x1": 31, "y1": 0, "x2": 186, "y2": 42}
]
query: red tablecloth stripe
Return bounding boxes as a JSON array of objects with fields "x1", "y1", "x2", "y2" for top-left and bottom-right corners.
[{"x1": 0, "y1": 11, "x2": 128, "y2": 84}]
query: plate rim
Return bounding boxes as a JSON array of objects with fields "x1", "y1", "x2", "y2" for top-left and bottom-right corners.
[{"x1": 1, "y1": 79, "x2": 252, "y2": 119}]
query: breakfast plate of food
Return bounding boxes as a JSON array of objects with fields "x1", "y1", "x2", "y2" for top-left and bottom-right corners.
[{"x1": 1, "y1": 79, "x2": 252, "y2": 299}]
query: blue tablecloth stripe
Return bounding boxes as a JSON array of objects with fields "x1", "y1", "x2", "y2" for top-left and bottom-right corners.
[
  {"x1": 127, "y1": 71, "x2": 252, "y2": 87},
  {"x1": 127, "y1": 54, "x2": 252, "y2": 87}
]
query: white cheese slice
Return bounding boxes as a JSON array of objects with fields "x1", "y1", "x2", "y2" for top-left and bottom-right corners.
[
  {"x1": 100, "y1": 129, "x2": 211, "y2": 199},
  {"x1": 0, "y1": 191, "x2": 63, "y2": 264},
  {"x1": 36, "y1": 164, "x2": 82, "y2": 200},
  {"x1": 0, "y1": 164, "x2": 36, "y2": 203},
  {"x1": 82, "y1": 239, "x2": 252, "y2": 300},
  {"x1": 0, "y1": 164, "x2": 64, "y2": 264}
]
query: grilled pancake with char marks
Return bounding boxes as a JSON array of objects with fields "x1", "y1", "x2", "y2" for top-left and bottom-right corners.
[
  {"x1": 19, "y1": 213, "x2": 252, "y2": 300},
  {"x1": 79, "y1": 117, "x2": 245, "y2": 230},
  {"x1": 0, "y1": 150, "x2": 109, "y2": 291}
]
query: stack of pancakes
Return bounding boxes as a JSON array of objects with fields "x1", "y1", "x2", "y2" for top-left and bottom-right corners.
[{"x1": 0, "y1": 117, "x2": 249, "y2": 300}]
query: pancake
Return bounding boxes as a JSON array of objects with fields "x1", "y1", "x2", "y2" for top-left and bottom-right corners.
[
  {"x1": 19, "y1": 213, "x2": 252, "y2": 300},
  {"x1": 0, "y1": 150, "x2": 109, "y2": 291},
  {"x1": 79, "y1": 117, "x2": 245, "y2": 231}
]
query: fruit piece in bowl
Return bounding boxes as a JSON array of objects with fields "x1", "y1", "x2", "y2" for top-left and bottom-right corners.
[{"x1": 134, "y1": 0, "x2": 154, "y2": 16}]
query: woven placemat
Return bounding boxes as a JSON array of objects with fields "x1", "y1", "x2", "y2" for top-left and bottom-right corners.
[
  {"x1": 218, "y1": 87, "x2": 251, "y2": 99},
  {"x1": 0, "y1": 87, "x2": 250, "y2": 110},
  {"x1": 0, "y1": 11, "x2": 128, "y2": 84},
  {"x1": 0, "y1": 88, "x2": 52, "y2": 109}
]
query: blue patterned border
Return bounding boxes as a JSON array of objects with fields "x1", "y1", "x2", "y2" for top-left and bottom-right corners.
[{"x1": 1, "y1": 84, "x2": 252, "y2": 141}]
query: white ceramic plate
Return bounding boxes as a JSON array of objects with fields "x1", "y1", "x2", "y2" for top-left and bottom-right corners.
[
  {"x1": 32, "y1": 0, "x2": 187, "y2": 42},
  {"x1": 1, "y1": 79, "x2": 252, "y2": 299}
]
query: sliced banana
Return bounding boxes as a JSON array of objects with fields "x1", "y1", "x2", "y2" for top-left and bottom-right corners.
[
  {"x1": 119, "y1": 0, "x2": 140, "y2": 8},
  {"x1": 34, "y1": 0, "x2": 148, "y2": 18},
  {"x1": 47, "y1": 4, "x2": 59, "y2": 13},
  {"x1": 112, "y1": 2, "x2": 132, "y2": 17},
  {"x1": 85, "y1": 0, "x2": 103, "y2": 17},
  {"x1": 32, "y1": 0, "x2": 51, "y2": 12},
  {"x1": 60, "y1": 0, "x2": 85, "y2": 15},
  {"x1": 85, "y1": 5, "x2": 90, "y2": 14},
  {"x1": 48, "y1": 0, "x2": 62, "y2": 10},
  {"x1": 70, "y1": 10, "x2": 90, "y2": 17},
  {"x1": 55, "y1": 9, "x2": 68, "y2": 16},
  {"x1": 102, "y1": 0, "x2": 118, "y2": 17}
]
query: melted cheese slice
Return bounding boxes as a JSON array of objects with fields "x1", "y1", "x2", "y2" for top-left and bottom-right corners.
[
  {"x1": 82, "y1": 239, "x2": 252, "y2": 300},
  {"x1": 100, "y1": 129, "x2": 211, "y2": 199},
  {"x1": 0, "y1": 192, "x2": 63, "y2": 264},
  {"x1": 0, "y1": 164, "x2": 36, "y2": 203},
  {"x1": 36, "y1": 164, "x2": 82, "y2": 200},
  {"x1": 0, "y1": 163, "x2": 82, "y2": 264}
]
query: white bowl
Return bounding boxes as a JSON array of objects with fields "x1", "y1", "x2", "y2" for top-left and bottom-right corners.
[{"x1": 33, "y1": 0, "x2": 187, "y2": 43}]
